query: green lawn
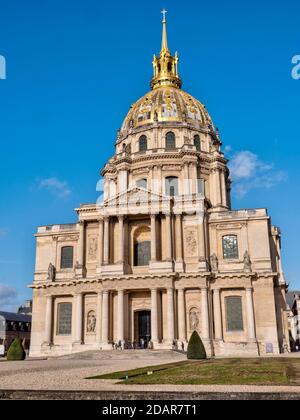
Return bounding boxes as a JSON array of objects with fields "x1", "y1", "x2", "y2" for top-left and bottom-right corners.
[{"x1": 88, "y1": 358, "x2": 300, "y2": 386}]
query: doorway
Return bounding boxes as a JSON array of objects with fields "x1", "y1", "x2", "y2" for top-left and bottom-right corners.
[{"x1": 135, "y1": 311, "x2": 151, "y2": 348}]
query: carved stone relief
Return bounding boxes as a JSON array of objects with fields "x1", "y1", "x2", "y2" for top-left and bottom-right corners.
[
  {"x1": 88, "y1": 237, "x2": 98, "y2": 261},
  {"x1": 184, "y1": 228, "x2": 198, "y2": 257}
]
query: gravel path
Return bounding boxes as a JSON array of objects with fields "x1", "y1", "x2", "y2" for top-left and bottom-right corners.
[{"x1": 1, "y1": 350, "x2": 300, "y2": 394}]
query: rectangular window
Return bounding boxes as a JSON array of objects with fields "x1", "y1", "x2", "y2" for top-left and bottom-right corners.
[
  {"x1": 226, "y1": 296, "x2": 244, "y2": 332},
  {"x1": 61, "y1": 246, "x2": 74, "y2": 269},
  {"x1": 57, "y1": 303, "x2": 72, "y2": 335},
  {"x1": 223, "y1": 235, "x2": 239, "y2": 260}
]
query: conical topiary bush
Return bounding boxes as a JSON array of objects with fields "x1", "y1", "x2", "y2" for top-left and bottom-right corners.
[
  {"x1": 187, "y1": 331, "x2": 207, "y2": 360},
  {"x1": 7, "y1": 337, "x2": 26, "y2": 361}
]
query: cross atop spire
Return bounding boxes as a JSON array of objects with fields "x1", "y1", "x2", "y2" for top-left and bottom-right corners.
[{"x1": 161, "y1": 8, "x2": 168, "y2": 22}]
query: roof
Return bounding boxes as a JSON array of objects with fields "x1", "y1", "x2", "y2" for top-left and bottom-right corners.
[
  {"x1": 286, "y1": 291, "x2": 300, "y2": 308},
  {"x1": 0, "y1": 311, "x2": 31, "y2": 323}
]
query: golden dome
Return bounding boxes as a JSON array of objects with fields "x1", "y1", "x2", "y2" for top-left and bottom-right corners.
[
  {"x1": 121, "y1": 86, "x2": 214, "y2": 132},
  {"x1": 121, "y1": 11, "x2": 214, "y2": 133}
]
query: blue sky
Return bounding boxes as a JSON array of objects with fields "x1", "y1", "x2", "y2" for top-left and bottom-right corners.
[{"x1": 0, "y1": 0, "x2": 299, "y2": 310}]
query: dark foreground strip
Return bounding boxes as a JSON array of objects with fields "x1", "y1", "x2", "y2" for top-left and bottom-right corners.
[{"x1": 0, "y1": 390, "x2": 300, "y2": 401}]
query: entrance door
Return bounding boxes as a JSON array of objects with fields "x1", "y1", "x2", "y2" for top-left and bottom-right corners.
[{"x1": 136, "y1": 311, "x2": 151, "y2": 348}]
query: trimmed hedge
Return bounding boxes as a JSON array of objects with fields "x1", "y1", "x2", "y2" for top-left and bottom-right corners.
[
  {"x1": 187, "y1": 331, "x2": 207, "y2": 360},
  {"x1": 7, "y1": 338, "x2": 26, "y2": 361}
]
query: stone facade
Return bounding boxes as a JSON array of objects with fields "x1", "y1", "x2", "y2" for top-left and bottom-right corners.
[{"x1": 29, "y1": 14, "x2": 289, "y2": 358}]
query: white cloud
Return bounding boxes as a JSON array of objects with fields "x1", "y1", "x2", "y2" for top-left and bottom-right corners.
[
  {"x1": 0, "y1": 284, "x2": 19, "y2": 312},
  {"x1": 38, "y1": 177, "x2": 71, "y2": 198},
  {"x1": 229, "y1": 150, "x2": 287, "y2": 198}
]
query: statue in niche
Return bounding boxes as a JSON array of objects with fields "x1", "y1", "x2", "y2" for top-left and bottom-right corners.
[
  {"x1": 47, "y1": 263, "x2": 56, "y2": 282},
  {"x1": 189, "y1": 308, "x2": 200, "y2": 331},
  {"x1": 87, "y1": 311, "x2": 96, "y2": 333},
  {"x1": 210, "y1": 253, "x2": 219, "y2": 272},
  {"x1": 243, "y1": 251, "x2": 252, "y2": 272}
]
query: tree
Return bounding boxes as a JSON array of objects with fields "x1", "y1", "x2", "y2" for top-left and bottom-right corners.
[
  {"x1": 187, "y1": 331, "x2": 207, "y2": 360},
  {"x1": 7, "y1": 338, "x2": 26, "y2": 361}
]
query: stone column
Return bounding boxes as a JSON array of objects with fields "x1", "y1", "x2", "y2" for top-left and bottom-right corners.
[
  {"x1": 151, "y1": 288, "x2": 159, "y2": 344},
  {"x1": 198, "y1": 215, "x2": 207, "y2": 271},
  {"x1": 177, "y1": 288, "x2": 186, "y2": 342},
  {"x1": 201, "y1": 288, "x2": 210, "y2": 340},
  {"x1": 220, "y1": 170, "x2": 227, "y2": 208},
  {"x1": 97, "y1": 219, "x2": 104, "y2": 268},
  {"x1": 165, "y1": 214, "x2": 172, "y2": 262},
  {"x1": 175, "y1": 214, "x2": 183, "y2": 263},
  {"x1": 78, "y1": 221, "x2": 85, "y2": 268},
  {"x1": 96, "y1": 292, "x2": 102, "y2": 344},
  {"x1": 103, "y1": 217, "x2": 110, "y2": 265},
  {"x1": 157, "y1": 165, "x2": 162, "y2": 194},
  {"x1": 118, "y1": 216, "x2": 124, "y2": 264},
  {"x1": 117, "y1": 290, "x2": 125, "y2": 342},
  {"x1": 215, "y1": 169, "x2": 222, "y2": 206},
  {"x1": 190, "y1": 163, "x2": 198, "y2": 194},
  {"x1": 74, "y1": 293, "x2": 83, "y2": 345},
  {"x1": 44, "y1": 296, "x2": 53, "y2": 345},
  {"x1": 183, "y1": 163, "x2": 190, "y2": 195},
  {"x1": 213, "y1": 289, "x2": 223, "y2": 340},
  {"x1": 167, "y1": 288, "x2": 175, "y2": 343},
  {"x1": 246, "y1": 288, "x2": 256, "y2": 341},
  {"x1": 151, "y1": 214, "x2": 157, "y2": 262},
  {"x1": 102, "y1": 291, "x2": 109, "y2": 345}
]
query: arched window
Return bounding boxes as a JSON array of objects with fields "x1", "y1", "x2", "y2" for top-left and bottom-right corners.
[
  {"x1": 225, "y1": 296, "x2": 244, "y2": 332},
  {"x1": 165, "y1": 177, "x2": 179, "y2": 197},
  {"x1": 194, "y1": 135, "x2": 201, "y2": 151},
  {"x1": 166, "y1": 132, "x2": 176, "y2": 150},
  {"x1": 61, "y1": 246, "x2": 74, "y2": 269},
  {"x1": 222, "y1": 235, "x2": 239, "y2": 260},
  {"x1": 139, "y1": 135, "x2": 148, "y2": 152},
  {"x1": 136, "y1": 179, "x2": 148, "y2": 189}
]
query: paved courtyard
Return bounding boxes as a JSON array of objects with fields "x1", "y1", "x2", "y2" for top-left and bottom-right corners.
[{"x1": 1, "y1": 350, "x2": 300, "y2": 395}]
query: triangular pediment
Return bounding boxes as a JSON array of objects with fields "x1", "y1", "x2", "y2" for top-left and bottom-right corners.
[{"x1": 103, "y1": 186, "x2": 170, "y2": 207}]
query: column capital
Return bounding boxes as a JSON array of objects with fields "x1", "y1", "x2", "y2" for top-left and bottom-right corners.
[{"x1": 79, "y1": 220, "x2": 85, "y2": 226}]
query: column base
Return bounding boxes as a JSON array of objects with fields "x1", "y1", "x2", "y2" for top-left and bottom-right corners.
[
  {"x1": 100, "y1": 342, "x2": 112, "y2": 350},
  {"x1": 175, "y1": 261, "x2": 185, "y2": 273},
  {"x1": 72, "y1": 341, "x2": 83, "y2": 348},
  {"x1": 198, "y1": 259, "x2": 209, "y2": 272},
  {"x1": 100, "y1": 263, "x2": 125, "y2": 276},
  {"x1": 149, "y1": 261, "x2": 174, "y2": 274},
  {"x1": 75, "y1": 267, "x2": 86, "y2": 279}
]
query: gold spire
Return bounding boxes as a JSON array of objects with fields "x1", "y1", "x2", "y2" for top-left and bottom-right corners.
[
  {"x1": 161, "y1": 9, "x2": 169, "y2": 52},
  {"x1": 151, "y1": 10, "x2": 182, "y2": 90}
]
